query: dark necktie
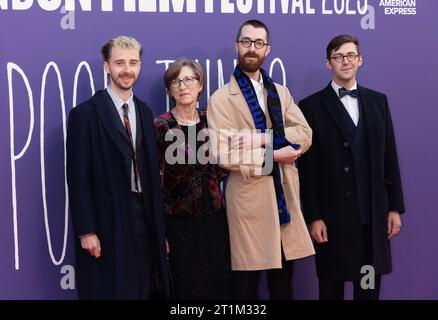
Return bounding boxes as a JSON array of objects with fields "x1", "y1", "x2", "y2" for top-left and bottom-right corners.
[
  {"x1": 122, "y1": 103, "x2": 140, "y2": 192},
  {"x1": 339, "y1": 87, "x2": 359, "y2": 99}
]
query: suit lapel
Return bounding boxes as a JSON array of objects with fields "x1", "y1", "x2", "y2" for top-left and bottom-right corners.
[
  {"x1": 94, "y1": 90, "x2": 130, "y2": 154},
  {"x1": 321, "y1": 83, "x2": 351, "y2": 142},
  {"x1": 358, "y1": 85, "x2": 380, "y2": 193},
  {"x1": 134, "y1": 99, "x2": 143, "y2": 149},
  {"x1": 229, "y1": 76, "x2": 260, "y2": 128},
  {"x1": 135, "y1": 97, "x2": 153, "y2": 168},
  {"x1": 358, "y1": 85, "x2": 378, "y2": 158}
]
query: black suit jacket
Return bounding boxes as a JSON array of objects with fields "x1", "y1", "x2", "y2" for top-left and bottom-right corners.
[
  {"x1": 298, "y1": 83, "x2": 405, "y2": 281},
  {"x1": 66, "y1": 90, "x2": 171, "y2": 299}
]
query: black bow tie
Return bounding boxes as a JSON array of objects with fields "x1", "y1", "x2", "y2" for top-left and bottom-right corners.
[{"x1": 339, "y1": 87, "x2": 359, "y2": 99}]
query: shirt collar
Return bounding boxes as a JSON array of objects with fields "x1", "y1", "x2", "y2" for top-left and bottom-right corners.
[
  {"x1": 331, "y1": 80, "x2": 357, "y2": 97},
  {"x1": 106, "y1": 85, "x2": 134, "y2": 110},
  {"x1": 250, "y1": 75, "x2": 264, "y2": 90}
]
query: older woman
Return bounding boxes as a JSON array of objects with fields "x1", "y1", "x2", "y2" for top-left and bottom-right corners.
[{"x1": 154, "y1": 58, "x2": 231, "y2": 299}]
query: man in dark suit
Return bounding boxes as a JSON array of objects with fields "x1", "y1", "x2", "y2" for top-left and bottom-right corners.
[
  {"x1": 298, "y1": 34, "x2": 405, "y2": 300},
  {"x1": 66, "y1": 36, "x2": 170, "y2": 299}
]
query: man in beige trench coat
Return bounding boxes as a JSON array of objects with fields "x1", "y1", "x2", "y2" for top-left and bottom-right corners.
[{"x1": 207, "y1": 19, "x2": 315, "y2": 300}]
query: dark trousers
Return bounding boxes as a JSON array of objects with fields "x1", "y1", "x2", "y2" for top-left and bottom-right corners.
[
  {"x1": 318, "y1": 275, "x2": 381, "y2": 300},
  {"x1": 232, "y1": 249, "x2": 294, "y2": 300},
  {"x1": 318, "y1": 225, "x2": 381, "y2": 300},
  {"x1": 131, "y1": 192, "x2": 154, "y2": 299}
]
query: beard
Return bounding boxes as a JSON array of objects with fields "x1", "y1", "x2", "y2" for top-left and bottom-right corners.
[
  {"x1": 238, "y1": 52, "x2": 265, "y2": 73},
  {"x1": 110, "y1": 72, "x2": 137, "y2": 91}
]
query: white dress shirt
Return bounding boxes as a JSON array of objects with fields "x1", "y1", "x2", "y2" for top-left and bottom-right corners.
[
  {"x1": 250, "y1": 75, "x2": 266, "y2": 114},
  {"x1": 331, "y1": 80, "x2": 359, "y2": 126}
]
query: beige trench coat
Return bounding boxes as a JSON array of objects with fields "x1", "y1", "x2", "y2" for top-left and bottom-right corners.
[{"x1": 207, "y1": 76, "x2": 315, "y2": 270}]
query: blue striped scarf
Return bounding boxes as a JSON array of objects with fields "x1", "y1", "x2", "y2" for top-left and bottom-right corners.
[{"x1": 233, "y1": 65, "x2": 300, "y2": 224}]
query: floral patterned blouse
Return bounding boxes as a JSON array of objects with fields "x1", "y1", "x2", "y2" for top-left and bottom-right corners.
[{"x1": 154, "y1": 109, "x2": 228, "y2": 217}]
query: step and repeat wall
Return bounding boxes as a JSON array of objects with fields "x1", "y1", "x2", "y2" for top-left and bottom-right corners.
[{"x1": 0, "y1": 0, "x2": 436, "y2": 299}]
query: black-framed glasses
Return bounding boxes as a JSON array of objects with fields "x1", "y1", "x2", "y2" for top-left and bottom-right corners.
[
  {"x1": 329, "y1": 53, "x2": 360, "y2": 63},
  {"x1": 170, "y1": 76, "x2": 198, "y2": 88},
  {"x1": 237, "y1": 38, "x2": 268, "y2": 49}
]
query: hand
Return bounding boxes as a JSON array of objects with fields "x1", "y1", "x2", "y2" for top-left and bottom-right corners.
[
  {"x1": 230, "y1": 132, "x2": 268, "y2": 150},
  {"x1": 79, "y1": 233, "x2": 101, "y2": 258},
  {"x1": 166, "y1": 238, "x2": 170, "y2": 257},
  {"x1": 310, "y1": 219, "x2": 328, "y2": 243},
  {"x1": 387, "y1": 211, "x2": 402, "y2": 240},
  {"x1": 273, "y1": 146, "x2": 302, "y2": 164}
]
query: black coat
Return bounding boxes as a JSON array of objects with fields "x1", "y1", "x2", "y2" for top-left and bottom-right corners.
[
  {"x1": 66, "y1": 90, "x2": 170, "y2": 299},
  {"x1": 298, "y1": 83, "x2": 405, "y2": 281}
]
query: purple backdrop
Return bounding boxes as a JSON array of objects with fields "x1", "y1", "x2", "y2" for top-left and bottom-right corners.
[{"x1": 1, "y1": 0, "x2": 436, "y2": 299}]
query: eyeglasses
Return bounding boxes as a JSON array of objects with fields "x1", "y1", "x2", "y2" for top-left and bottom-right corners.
[
  {"x1": 170, "y1": 76, "x2": 198, "y2": 88},
  {"x1": 237, "y1": 38, "x2": 268, "y2": 49},
  {"x1": 329, "y1": 53, "x2": 360, "y2": 63}
]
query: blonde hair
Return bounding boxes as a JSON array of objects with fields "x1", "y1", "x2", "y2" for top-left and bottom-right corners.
[{"x1": 101, "y1": 36, "x2": 143, "y2": 61}]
